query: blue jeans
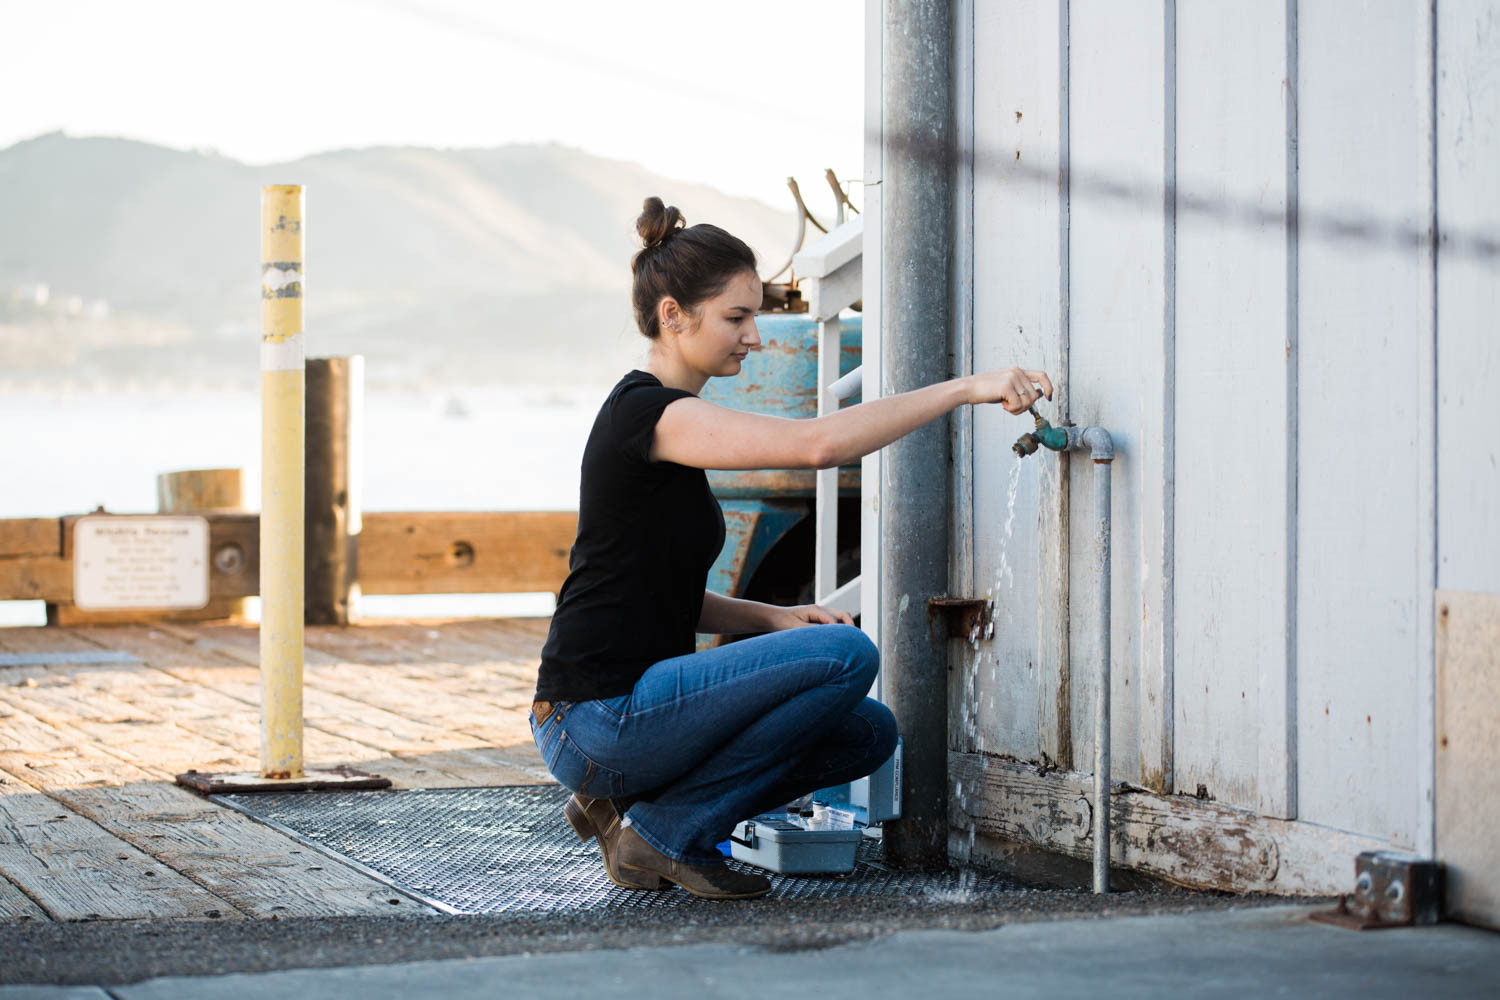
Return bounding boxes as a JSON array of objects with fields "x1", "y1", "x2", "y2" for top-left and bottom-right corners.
[{"x1": 529, "y1": 624, "x2": 899, "y2": 866}]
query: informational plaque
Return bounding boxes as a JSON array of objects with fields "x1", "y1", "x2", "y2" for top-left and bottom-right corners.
[{"x1": 74, "y1": 516, "x2": 210, "y2": 610}]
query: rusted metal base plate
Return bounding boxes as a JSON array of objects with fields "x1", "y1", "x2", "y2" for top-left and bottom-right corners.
[
  {"x1": 175, "y1": 766, "x2": 391, "y2": 795},
  {"x1": 1309, "y1": 902, "x2": 1402, "y2": 931}
]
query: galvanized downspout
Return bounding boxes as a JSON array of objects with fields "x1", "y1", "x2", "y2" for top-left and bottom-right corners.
[
  {"x1": 880, "y1": 0, "x2": 955, "y2": 869},
  {"x1": 1066, "y1": 425, "x2": 1115, "y2": 892}
]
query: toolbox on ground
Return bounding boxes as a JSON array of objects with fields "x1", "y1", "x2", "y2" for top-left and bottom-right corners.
[{"x1": 729, "y1": 739, "x2": 901, "y2": 875}]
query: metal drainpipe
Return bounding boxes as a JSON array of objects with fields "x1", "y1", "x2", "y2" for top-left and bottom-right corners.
[
  {"x1": 880, "y1": 0, "x2": 954, "y2": 869},
  {"x1": 1066, "y1": 425, "x2": 1115, "y2": 892}
]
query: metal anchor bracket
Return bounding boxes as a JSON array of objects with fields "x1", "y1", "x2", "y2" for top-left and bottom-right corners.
[{"x1": 927, "y1": 597, "x2": 994, "y2": 641}]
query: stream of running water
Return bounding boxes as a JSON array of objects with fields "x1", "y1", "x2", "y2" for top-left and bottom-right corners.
[{"x1": 954, "y1": 455, "x2": 1024, "y2": 861}]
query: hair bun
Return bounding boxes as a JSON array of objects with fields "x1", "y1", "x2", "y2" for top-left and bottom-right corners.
[{"x1": 636, "y1": 196, "x2": 685, "y2": 249}]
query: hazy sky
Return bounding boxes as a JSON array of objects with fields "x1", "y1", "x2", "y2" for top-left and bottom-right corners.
[{"x1": 2, "y1": 0, "x2": 865, "y2": 211}]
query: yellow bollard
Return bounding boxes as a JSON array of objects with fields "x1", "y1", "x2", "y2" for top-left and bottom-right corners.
[
  {"x1": 172, "y1": 187, "x2": 388, "y2": 796},
  {"x1": 260, "y1": 185, "x2": 306, "y2": 779}
]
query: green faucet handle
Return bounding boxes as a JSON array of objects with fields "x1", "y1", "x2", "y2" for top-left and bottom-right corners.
[{"x1": 1026, "y1": 406, "x2": 1070, "y2": 452}]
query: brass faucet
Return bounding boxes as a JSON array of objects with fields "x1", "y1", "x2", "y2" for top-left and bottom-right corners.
[{"x1": 1012, "y1": 406, "x2": 1070, "y2": 458}]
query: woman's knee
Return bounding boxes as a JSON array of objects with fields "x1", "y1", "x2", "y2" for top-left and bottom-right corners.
[
  {"x1": 828, "y1": 623, "x2": 879, "y2": 686},
  {"x1": 863, "y1": 697, "x2": 899, "y2": 762}
]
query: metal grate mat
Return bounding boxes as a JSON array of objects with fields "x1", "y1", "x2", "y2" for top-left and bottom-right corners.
[{"x1": 217, "y1": 784, "x2": 1020, "y2": 914}]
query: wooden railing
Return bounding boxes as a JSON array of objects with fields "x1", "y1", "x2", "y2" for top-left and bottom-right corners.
[{"x1": 0, "y1": 511, "x2": 576, "y2": 625}]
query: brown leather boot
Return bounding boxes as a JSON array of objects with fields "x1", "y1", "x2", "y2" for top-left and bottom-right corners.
[
  {"x1": 564, "y1": 793, "x2": 665, "y2": 890},
  {"x1": 615, "y1": 824, "x2": 772, "y2": 900}
]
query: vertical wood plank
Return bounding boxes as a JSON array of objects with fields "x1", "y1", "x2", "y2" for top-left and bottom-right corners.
[
  {"x1": 967, "y1": 0, "x2": 1067, "y2": 764},
  {"x1": 1067, "y1": 0, "x2": 1170, "y2": 786},
  {"x1": 1295, "y1": 0, "x2": 1432, "y2": 847},
  {"x1": 1434, "y1": 0, "x2": 1500, "y2": 861},
  {"x1": 1173, "y1": 0, "x2": 1292, "y2": 814},
  {"x1": 1436, "y1": 0, "x2": 1500, "y2": 599}
]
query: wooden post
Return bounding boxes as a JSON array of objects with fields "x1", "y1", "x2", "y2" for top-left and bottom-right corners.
[
  {"x1": 260, "y1": 184, "x2": 305, "y2": 780},
  {"x1": 305, "y1": 356, "x2": 362, "y2": 626},
  {"x1": 157, "y1": 468, "x2": 247, "y2": 621}
]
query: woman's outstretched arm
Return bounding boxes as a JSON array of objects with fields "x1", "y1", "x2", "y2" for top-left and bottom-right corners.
[
  {"x1": 652, "y1": 367, "x2": 1052, "y2": 471},
  {"x1": 697, "y1": 589, "x2": 854, "y2": 634}
]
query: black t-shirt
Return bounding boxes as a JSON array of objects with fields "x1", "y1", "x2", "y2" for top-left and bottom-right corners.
[{"x1": 534, "y1": 370, "x2": 727, "y2": 701}]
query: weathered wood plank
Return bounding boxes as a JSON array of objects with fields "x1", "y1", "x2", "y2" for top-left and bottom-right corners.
[
  {"x1": 157, "y1": 626, "x2": 508, "y2": 754},
  {"x1": 1173, "y1": 0, "x2": 1292, "y2": 815},
  {"x1": 14, "y1": 654, "x2": 445, "y2": 786},
  {"x1": 0, "y1": 749, "x2": 427, "y2": 918},
  {"x1": 0, "y1": 866, "x2": 50, "y2": 920},
  {"x1": 58, "y1": 627, "x2": 488, "y2": 788},
  {"x1": 0, "y1": 772, "x2": 240, "y2": 920},
  {"x1": 0, "y1": 692, "x2": 79, "y2": 755},
  {"x1": 4, "y1": 622, "x2": 550, "y2": 788},
  {"x1": 1295, "y1": 1, "x2": 1432, "y2": 847},
  {"x1": 304, "y1": 626, "x2": 537, "y2": 714},
  {"x1": 0, "y1": 683, "x2": 256, "y2": 777},
  {"x1": 1067, "y1": 0, "x2": 1171, "y2": 788},
  {"x1": 2, "y1": 511, "x2": 572, "y2": 608},
  {"x1": 47, "y1": 599, "x2": 249, "y2": 627},
  {"x1": 966, "y1": 0, "x2": 1063, "y2": 767},
  {"x1": 358, "y1": 511, "x2": 575, "y2": 595},
  {"x1": 0, "y1": 518, "x2": 60, "y2": 559},
  {"x1": 951, "y1": 750, "x2": 1384, "y2": 895},
  {"x1": 408, "y1": 618, "x2": 550, "y2": 677},
  {"x1": 0, "y1": 627, "x2": 120, "y2": 655},
  {"x1": 0, "y1": 556, "x2": 71, "y2": 602},
  {"x1": 1437, "y1": 1, "x2": 1500, "y2": 596},
  {"x1": 387, "y1": 747, "x2": 549, "y2": 786}
]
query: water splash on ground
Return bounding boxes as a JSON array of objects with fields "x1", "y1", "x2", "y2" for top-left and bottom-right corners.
[{"x1": 923, "y1": 868, "x2": 981, "y2": 904}]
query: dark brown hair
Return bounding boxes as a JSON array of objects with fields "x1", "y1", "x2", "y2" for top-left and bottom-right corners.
[{"x1": 632, "y1": 196, "x2": 758, "y2": 339}]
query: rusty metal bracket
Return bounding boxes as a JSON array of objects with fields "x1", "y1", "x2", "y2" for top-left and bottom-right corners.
[
  {"x1": 927, "y1": 597, "x2": 994, "y2": 640},
  {"x1": 1310, "y1": 851, "x2": 1444, "y2": 930}
]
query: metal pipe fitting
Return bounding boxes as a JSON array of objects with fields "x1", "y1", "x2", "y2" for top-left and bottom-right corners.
[{"x1": 1067, "y1": 424, "x2": 1115, "y2": 464}]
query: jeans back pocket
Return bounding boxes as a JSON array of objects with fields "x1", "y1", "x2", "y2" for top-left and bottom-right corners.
[{"x1": 532, "y1": 704, "x2": 624, "y2": 798}]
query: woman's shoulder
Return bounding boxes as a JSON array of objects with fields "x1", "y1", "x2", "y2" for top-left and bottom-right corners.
[
  {"x1": 597, "y1": 370, "x2": 694, "y2": 464},
  {"x1": 606, "y1": 370, "x2": 695, "y2": 412}
]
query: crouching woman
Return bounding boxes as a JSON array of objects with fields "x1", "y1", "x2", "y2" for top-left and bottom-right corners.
[{"x1": 531, "y1": 197, "x2": 1052, "y2": 899}]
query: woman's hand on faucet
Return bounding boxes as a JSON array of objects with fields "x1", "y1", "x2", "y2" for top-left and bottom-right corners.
[{"x1": 966, "y1": 367, "x2": 1054, "y2": 414}]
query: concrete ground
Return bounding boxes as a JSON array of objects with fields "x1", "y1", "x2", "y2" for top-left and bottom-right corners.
[{"x1": 1, "y1": 904, "x2": 1496, "y2": 999}]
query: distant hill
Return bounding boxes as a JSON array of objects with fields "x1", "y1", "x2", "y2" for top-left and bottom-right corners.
[{"x1": 0, "y1": 133, "x2": 795, "y2": 388}]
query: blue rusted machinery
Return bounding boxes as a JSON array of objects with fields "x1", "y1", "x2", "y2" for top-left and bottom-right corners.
[
  {"x1": 698, "y1": 306, "x2": 902, "y2": 877},
  {"x1": 698, "y1": 313, "x2": 861, "y2": 616}
]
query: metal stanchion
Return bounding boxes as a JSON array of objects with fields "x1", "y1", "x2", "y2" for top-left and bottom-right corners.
[
  {"x1": 175, "y1": 186, "x2": 386, "y2": 795},
  {"x1": 259, "y1": 185, "x2": 307, "y2": 778}
]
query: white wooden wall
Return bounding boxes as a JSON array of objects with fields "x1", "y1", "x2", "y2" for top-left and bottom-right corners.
[
  {"x1": 1437, "y1": 1, "x2": 1500, "y2": 596},
  {"x1": 951, "y1": 0, "x2": 1494, "y2": 854}
]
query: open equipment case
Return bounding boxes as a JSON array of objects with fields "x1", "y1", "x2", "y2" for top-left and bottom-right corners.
[{"x1": 728, "y1": 738, "x2": 901, "y2": 874}]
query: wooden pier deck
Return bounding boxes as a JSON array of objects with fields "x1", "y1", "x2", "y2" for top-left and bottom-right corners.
[{"x1": 0, "y1": 618, "x2": 554, "y2": 922}]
